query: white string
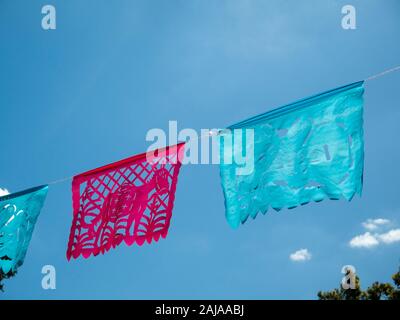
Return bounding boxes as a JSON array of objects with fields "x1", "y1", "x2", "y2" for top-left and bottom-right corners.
[
  {"x1": 41, "y1": 65, "x2": 400, "y2": 187},
  {"x1": 46, "y1": 130, "x2": 221, "y2": 186},
  {"x1": 48, "y1": 176, "x2": 73, "y2": 186},
  {"x1": 365, "y1": 65, "x2": 400, "y2": 81}
]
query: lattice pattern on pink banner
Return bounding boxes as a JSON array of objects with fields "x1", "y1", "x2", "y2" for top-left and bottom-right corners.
[{"x1": 67, "y1": 143, "x2": 185, "y2": 260}]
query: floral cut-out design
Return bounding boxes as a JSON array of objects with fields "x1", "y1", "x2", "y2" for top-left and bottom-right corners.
[{"x1": 67, "y1": 143, "x2": 185, "y2": 260}]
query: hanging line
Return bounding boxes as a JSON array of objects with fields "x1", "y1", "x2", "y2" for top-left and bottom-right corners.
[
  {"x1": 44, "y1": 64, "x2": 400, "y2": 187},
  {"x1": 46, "y1": 129, "x2": 219, "y2": 186},
  {"x1": 365, "y1": 65, "x2": 400, "y2": 81},
  {"x1": 48, "y1": 176, "x2": 73, "y2": 186}
]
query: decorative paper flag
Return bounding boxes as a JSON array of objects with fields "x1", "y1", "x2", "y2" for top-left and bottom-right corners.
[
  {"x1": 219, "y1": 81, "x2": 364, "y2": 228},
  {"x1": 0, "y1": 185, "x2": 48, "y2": 274},
  {"x1": 67, "y1": 143, "x2": 185, "y2": 260}
]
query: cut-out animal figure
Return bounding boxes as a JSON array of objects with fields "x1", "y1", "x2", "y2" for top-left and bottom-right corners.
[{"x1": 79, "y1": 168, "x2": 171, "y2": 253}]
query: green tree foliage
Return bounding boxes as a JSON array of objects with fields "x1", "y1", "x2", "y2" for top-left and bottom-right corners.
[{"x1": 318, "y1": 266, "x2": 400, "y2": 300}]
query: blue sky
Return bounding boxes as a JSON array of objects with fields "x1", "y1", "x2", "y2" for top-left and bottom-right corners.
[{"x1": 1, "y1": 0, "x2": 400, "y2": 299}]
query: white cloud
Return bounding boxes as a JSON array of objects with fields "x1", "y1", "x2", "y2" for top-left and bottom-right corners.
[
  {"x1": 349, "y1": 232, "x2": 379, "y2": 248},
  {"x1": 290, "y1": 249, "x2": 311, "y2": 262},
  {"x1": 362, "y1": 218, "x2": 390, "y2": 231},
  {"x1": 0, "y1": 188, "x2": 9, "y2": 197},
  {"x1": 377, "y1": 229, "x2": 400, "y2": 244},
  {"x1": 349, "y1": 220, "x2": 400, "y2": 248}
]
